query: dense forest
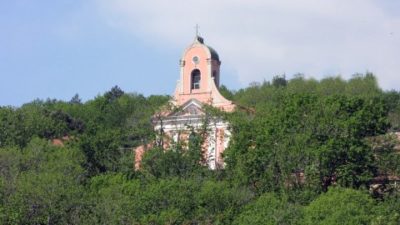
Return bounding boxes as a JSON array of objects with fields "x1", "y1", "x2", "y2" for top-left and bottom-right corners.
[{"x1": 1, "y1": 73, "x2": 399, "y2": 224}]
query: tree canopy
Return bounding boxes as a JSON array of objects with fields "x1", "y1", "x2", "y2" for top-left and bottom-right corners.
[{"x1": 1, "y1": 74, "x2": 399, "y2": 224}]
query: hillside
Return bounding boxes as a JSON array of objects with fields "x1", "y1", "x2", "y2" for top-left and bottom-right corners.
[{"x1": 0, "y1": 74, "x2": 399, "y2": 224}]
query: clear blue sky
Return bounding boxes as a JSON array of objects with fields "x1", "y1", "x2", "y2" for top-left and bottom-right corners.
[
  {"x1": 0, "y1": 1, "x2": 192, "y2": 106},
  {"x1": 1, "y1": 1, "x2": 399, "y2": 106}
]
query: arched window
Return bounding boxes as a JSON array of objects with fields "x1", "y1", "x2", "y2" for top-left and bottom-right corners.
[{"x1": 191, "y1": 69, "x2": 201, "y2": 90}]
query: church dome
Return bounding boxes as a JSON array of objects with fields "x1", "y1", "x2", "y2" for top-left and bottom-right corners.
[
  {"x1": 194, "y1": 36, "x2": 220, "y2": 61},
  {"x1": 207, "y1": 46, "x2": 219, "y2": 61}
]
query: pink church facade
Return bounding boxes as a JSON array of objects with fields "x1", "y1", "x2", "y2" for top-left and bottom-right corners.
[{"x1": 135, "y1": 35, "x2": 235, "y2": 169}]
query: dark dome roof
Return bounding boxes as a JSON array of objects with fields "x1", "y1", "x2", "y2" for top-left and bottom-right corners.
[
  {"x1": 194, "y1": 36, "x2": 220, "y2": 61},
  {"x1": 207, "y1": 46, "x2": 220, "y2": 61}
]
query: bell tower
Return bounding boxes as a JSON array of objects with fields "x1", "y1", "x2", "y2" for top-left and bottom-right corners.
[
  {"x1": 174, "y1": 35, "x2": 233, "y2": 111},
  {"x1": 178, "y1": 36, "x2": 220, "y2": 93}
]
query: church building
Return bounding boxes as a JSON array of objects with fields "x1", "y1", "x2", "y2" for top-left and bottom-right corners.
[{"x1": 135, "y1": 34, "x2": 235, "y2": 169}]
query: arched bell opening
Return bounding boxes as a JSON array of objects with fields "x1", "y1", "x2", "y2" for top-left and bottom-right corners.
[{"x1": 191, "y1": 69, "x2": 201, "y2": 90}]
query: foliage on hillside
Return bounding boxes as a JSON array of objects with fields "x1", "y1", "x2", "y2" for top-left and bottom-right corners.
[{"x1": 1, "y1": 74, "x2": 400, "y2": 224}]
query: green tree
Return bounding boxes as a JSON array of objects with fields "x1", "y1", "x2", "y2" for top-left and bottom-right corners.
[
  {"x1": 79, "y1": 129, "x2": 126, "y2": 176},
  {"x1": 272, "y1": 74, "x2": 288, "y2": 88},
  {"x1": 2, "y1": 138, "x2": 86, "y2": 225},
  {"x1": 374, "y1": 193, "x2": 400, "y2": 225},
  {"x1": 104, "y1": 85, "x2": 125, "y2": 103},
  {"x1": 302, "y1": 187, "x2": 376, "y2": 225},
  {"x1": 69, "y1": 93, "x2": 82, "y2": 104},
  {"x1": 83, "y1": 173, "x2": 140, "y2": 224},
  {"x1": 195, "y1": 180, "x2": 253, "y2": 224},
  {"x1": 219, "y1": 84, "x2": 235, "y2": 100},
  {"x1": 233, "y1": 192, "x2": 302, "y2": 225},
  {"x1": 226, "y1": 93, "x2": 389, "y2": 193}
]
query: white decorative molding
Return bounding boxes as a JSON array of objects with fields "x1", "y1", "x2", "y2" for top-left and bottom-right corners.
[{"x1": 207, "y1": 128, "x2": 217, "y2": 169}]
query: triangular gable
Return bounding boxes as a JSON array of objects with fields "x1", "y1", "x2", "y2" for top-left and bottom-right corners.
[{"x1": 167, "y1": 98, "x2": 205, "y2": 117}]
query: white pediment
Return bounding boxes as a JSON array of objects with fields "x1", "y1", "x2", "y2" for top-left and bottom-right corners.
[{"x1": 167, "y1": 99, "x2": 205, "y2": 117}]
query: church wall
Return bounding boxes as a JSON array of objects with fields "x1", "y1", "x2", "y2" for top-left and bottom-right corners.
[{"x1": 153, "y1": 118, "x2": 230, "y2": 169}]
